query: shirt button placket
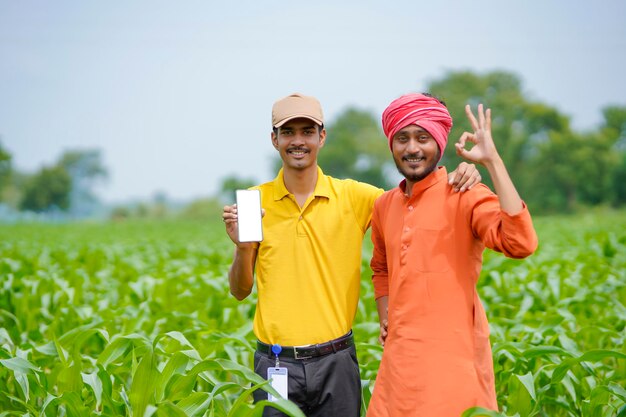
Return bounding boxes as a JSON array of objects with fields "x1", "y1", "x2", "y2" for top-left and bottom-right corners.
[{"x1": 400, "y1": 204, "x2": 413, "y2": 266}]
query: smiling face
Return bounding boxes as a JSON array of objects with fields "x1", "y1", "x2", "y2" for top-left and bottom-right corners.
[
  {"x1": 392, "y1": 124, "x2": 440, "y2": 187},
  {"x1": 271, "y1": 118, "x2": 326, "y2": 171}
]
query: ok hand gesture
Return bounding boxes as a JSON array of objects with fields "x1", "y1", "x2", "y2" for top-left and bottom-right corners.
[{"x1": 455, "y1": 104, "x2": 500, "y2": 167}]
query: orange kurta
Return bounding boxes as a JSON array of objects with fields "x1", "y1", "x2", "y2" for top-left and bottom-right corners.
[{"x1": 367, "y1": 167, "x2": 537, "y2": 417}]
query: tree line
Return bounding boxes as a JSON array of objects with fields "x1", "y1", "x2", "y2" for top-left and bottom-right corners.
[
  {"x1": 0, "y1": 147, "x2": 107, "y2": 216},
  {"x1": 2, "y1": 69, "x2": 625, "y2": 218}
]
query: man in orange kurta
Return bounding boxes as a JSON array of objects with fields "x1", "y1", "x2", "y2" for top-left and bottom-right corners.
[{"x1": 367, "y1": 94, "x2": 538, "y2": 416}]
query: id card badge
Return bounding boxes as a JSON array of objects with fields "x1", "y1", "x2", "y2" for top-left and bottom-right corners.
[{"x1": 267, "y1": 367, "x2": 288, "y2": 402}]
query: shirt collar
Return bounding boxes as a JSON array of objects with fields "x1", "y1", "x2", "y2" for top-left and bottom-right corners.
[
  {"x1": 399, "y1": 166, "x2": 448, "y2": 196},
  {"x1": 273, "y1": 166, "x2": 332, "y2": 201}
]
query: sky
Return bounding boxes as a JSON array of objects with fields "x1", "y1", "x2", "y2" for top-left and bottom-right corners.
[{"x1": 1, "y1": 1, "x2": 625, "y2": 204}]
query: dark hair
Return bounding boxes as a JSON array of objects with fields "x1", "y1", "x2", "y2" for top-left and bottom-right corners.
[
  {"x1": 422, "y1": 92, "x2": 447, "y2": 107},
  {"x1": 273, "y1": 123, "x2": 324, "y2": 135}
]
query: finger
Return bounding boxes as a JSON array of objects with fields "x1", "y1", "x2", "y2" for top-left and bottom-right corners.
[
  {"x1": 460, "y1": 132, "x2": 478, "y2": 145},
  {"x1": 455, "y1": 132, "x2": 478, "y2": 149},
  {"x1": 223, "y1": 210, "x2": 238, "y2": 223},
  {"x1": 478, "y1": 103, "x2": 485, "y2": 129},
  {"x1": 461, "y1": 170, "x2": 482, "y2": 192},
  {"x1": 455, "y1": 142, "x2": 466, "y2": 158},
  {"x1": 465, "y1": 104, "x2": 479, "y2": 131},
  {"x1": 454, "y1": 143, "x2": 471, "y2": 160},
  {"x1": 457, "y1": 168, "x2": 474, "y2": 192},
  {"x1": 467, "y1": 172, "x2": 482, "y2": 189},
  {"x1": 449, "y1": 162, "x2": 466, "y2": 185},
  {"x1": 456, "y1": 133, "x2": 466, "y2": 150},
  {"x1": 486, "y1": 108, "x2": 492, "y2": 132}
]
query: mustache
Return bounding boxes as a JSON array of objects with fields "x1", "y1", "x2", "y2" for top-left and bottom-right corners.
[{"x1": 402, "y1": 153, "x2": 422, "y2": 161}]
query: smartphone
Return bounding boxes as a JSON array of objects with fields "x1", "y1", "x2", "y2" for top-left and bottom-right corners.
[{"x1": 235, "y1": 189, "x2": 263, "y2": 242}]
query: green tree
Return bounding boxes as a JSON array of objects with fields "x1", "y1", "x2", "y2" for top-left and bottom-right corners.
[
  {"x1": 526, "y1": 131, "x2": 605, "y2": 211},
  {"x1": 180, "y1": 197, "x2": 223, "y2": 220},
  {"x1": 220, "y1": 175, "x2": 257, "y2": 203},
  {"x1": 600, "y1": 106, "x2": 626, "y2": 205},
  {"x1": 59, "y1": 150, "x2": 108, "y2": 216},
  {"x1": 318, "y1": 108, "x2": 393, "y2": 189},
  {"x1": 0, "y1": 140, "x2": 11, "y2": 198},
  {"x1": 20, "y1": 165, "x2": 72, "y2": 212},
  {"x1": 427, "y1": 70, "x2": 571, "y2": 198},
  {"x1": 527, "y1": 105, "x2": 626, "y2": 212}
]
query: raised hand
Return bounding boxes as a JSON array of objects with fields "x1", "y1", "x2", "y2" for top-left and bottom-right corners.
[
  {"x1": 222, "y1": 204, "x2": 241, "y2": 245},
  {"x1": 455, "y1": 104, "x2": 500, "y2": 167},
  {"x1": 223, "y1": 204, "x2": 265, "y2": 249}
]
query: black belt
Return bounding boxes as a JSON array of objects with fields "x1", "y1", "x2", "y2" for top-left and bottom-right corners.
[{"x1": 257, "y1": 331, "x2": 354, "y2": 360}]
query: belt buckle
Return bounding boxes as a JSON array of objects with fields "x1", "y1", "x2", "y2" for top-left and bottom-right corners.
[{"x1": 293, "y1": 344, "x2": 313, "y2": 360}]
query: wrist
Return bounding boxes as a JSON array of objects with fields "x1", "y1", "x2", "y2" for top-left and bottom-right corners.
[
  {"x1": 236, "y1": 242, "x2": 259, "y2": 251},
  {"x1": 483, "y1": 155, "x2": 504, "y2": 173}
]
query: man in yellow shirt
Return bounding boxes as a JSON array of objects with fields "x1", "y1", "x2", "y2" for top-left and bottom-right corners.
[{"x1": 222, "y1": 93, "x2": 480, "y2": 416}]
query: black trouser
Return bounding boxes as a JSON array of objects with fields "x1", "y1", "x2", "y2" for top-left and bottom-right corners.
[{"x1": 252, "y1": 344, "x2": 361, "y2": 417}]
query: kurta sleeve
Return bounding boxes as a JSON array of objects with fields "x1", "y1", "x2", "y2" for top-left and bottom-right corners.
[
  {"x1": 370, "y1": 198, "x2": 389, "y2": 299},
  {"x1": 468, "y1": 185, "x2": 538, "y2": 259}
]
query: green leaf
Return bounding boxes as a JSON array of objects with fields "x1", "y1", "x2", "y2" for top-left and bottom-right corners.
[
  {"x1": 97, "y1": 336, "x2": 132, "y2": 367},
  {"x1": 579, "y1": 349, "x2": 626, "y2": 362},
  {"x1": 522, "y1": 345, "x2": 572, "y2": 359},
  {"x1": 53, "y1": 335, "x2": 68, "y2": 366},
  {"x1": 15, "y1": 372, "x2": 29, "y2": 402},
  {"x1": 155, "y1": 352, "x2": 189, "y2": 402},
  {"x1": 606, "y1": 382, "x2": 626, "y2": 402},
  {"x1": 516, "y1": 372, "x2": 537, "y2": 401},
  {"x1": 461, "y1": 407, "x2": 507, "y2": 417},
  {"x1": 175, "y1": 392, "x2": 212, "y2": 416},
  {"x1": 82, "y1": 370, "x2": 103, "y2": 409},
  {"x1": 40, "y1": 392, "x2": 58, "y2": 414},
  {"x1": 129, "y1": 350, "x2": 158, "y2": 417},
  {"x1": 0, "y1": 357, "x2": 40, "y2": 374},
  {"x1": 155, "y1": 401, "x2": 189, "y2": 417},
  {"x1": 57, "y1": 363, "x2": 83, "y2": 394},
  {"x1": 561, "y1": 373, "x2": 578, "y2": 404},
  {"x1": 249, "y1": 399, "x2": 306, "y2": 417},
  {"x1": 33, "y1": 341, "x2": 58, "y2": 356},
  {"x1": 227, "y1": 383, "x2": 261, "y2": 417},
  {"x1": 552, "y1": 349, "x2": 626, "y2": 383},
  {"x1": 210, "y1": 381, "x2": 244, "y2": 398},
  {"x1": 588, "y1": 385, "x2": 611, "y2": 416},
  {"x1": 506, "y1": 372, "x2": 533, "y2": 417},
  {"x1": 43, "y1": 392, "x2": 90, "y2": 417}
]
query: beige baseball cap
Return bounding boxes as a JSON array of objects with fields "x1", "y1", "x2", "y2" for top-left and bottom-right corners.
[{"x1": 271, "y1": 93, "x2": 324, "y2": 128}]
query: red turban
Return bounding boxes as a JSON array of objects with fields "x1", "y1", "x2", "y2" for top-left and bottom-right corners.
[{"x1": 382, "y1": 93, "x2": 453, "y2": 161}]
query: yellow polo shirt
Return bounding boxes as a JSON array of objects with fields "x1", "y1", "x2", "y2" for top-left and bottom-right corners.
[{"x1": 252, "y1": 167, "x2": 383, "y2": 345}]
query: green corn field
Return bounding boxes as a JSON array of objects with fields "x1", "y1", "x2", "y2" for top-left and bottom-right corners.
[{"x1": 1, "y1": 209, "x2": 625, "y2": 417}]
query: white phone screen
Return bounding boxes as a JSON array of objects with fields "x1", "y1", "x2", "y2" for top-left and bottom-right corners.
[{"x1": 236, "y1": 189, "x2": 263, "y2": 242}]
